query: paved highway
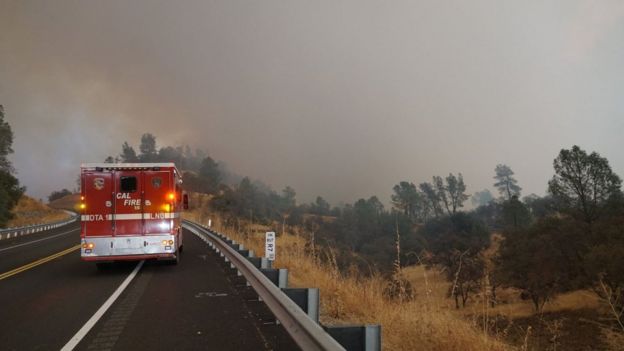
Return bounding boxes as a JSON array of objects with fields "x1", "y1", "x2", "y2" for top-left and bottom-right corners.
[{"x1": 0, "y1": 221, "x2": 299, "y2": 350}]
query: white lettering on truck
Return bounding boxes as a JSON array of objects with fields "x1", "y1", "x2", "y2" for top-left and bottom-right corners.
[
  {"x1": 123, "y1": 199, "x2": 141, "y2": 206},
  {"x1": 84, "y1": 214, "x2": 104, "y2": 221}
]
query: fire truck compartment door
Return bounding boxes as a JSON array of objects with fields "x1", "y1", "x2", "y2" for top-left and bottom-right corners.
[
  {"x1": 143, "y1": 171, "x2": 173, "y2": 234},
  {"x1": 82, "y1": 172, "x2": 114, "y2": 236}
]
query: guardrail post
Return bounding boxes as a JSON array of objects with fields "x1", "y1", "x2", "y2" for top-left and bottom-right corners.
[
  {"x1": 323, "y1": 325, "x2": 381, "y2": 351},
  {"x1": 281, "y1": 288, "x2": 320, "y2": 324},
  {"x1": 0, "y1": 212, "x2": 78, "y2": 241},
  {"x1": 184, "y1": 221, "x2": 352, "y2": 351},
  {"x1": 260, "y1": 268, "x2": 288, "y2": 288},
  {"x1": 246, "y1": 257, "x2": 272, "y2": 269}
]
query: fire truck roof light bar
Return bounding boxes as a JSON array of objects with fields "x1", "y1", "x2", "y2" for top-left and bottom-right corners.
[{"x1": 81, "y1": 163, "x2": 180, "y2": 174}]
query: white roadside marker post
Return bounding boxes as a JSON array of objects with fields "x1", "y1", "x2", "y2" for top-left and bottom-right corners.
[{"x1": 265, "y1": 231, "x2": 276, "y2": 261}]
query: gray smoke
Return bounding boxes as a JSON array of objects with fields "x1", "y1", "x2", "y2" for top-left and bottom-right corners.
[{"x1": 1, "y1": 1, "x2": 623, "y2": 203}]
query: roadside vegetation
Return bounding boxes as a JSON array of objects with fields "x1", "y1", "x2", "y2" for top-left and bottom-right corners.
[
  {"x1": 1, "y1": 125, "x2": 622, "y2": 349},
  {"x1": 186, "y1": 209, "x2": 511, "y2": 351},
  {"x1": 7, "y1": 195, "x2": 71, "y2": 228},
  {"x1": 69, "y1": 133, "x2": 624, "y2": 349},
  {"x1": 0, "y1": 105, "x2": 26, "y2": 228},
  {"x1": 0, "y1": 106, "x2": 75, "y2": 229},
  {"x1": 48, "y1": 193, "x2": 81, "y2": 212}
]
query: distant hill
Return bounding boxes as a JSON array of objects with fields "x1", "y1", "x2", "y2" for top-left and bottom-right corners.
[
  {"x1": 48, "y1": 193, "x2": 81, "y2": 212},
  {"x1": 6, "y1": 195, "x2": 72, "y2": 228}
]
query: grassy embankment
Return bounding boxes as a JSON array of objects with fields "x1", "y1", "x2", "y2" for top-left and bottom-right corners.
[
  {"x1": 403, "y1": 265, "x2": 621, "y2": 351},
  {"x1": 185, "y1": 192, "x2": 624, "y2": 350},
  {"x1": 48, "y1": 193, "x2": 81, "y2": 212},
  {"x1": 6, "y1": 195, "x2": 73, "y2": 228},
  {"x1": 184, "y1": 194, "x2": 512, "y2": 351}
]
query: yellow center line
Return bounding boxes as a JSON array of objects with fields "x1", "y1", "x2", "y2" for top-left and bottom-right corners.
[{"x1": 0, "y1": 244, "x2": 81, "y2": 281}]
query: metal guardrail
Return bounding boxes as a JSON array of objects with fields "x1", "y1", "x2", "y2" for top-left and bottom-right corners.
[
  {"x1": 183, "y1": 220, "x2": 346, "y2": 351},
  {"x1": 0, "y1": 211, "x2": 78, "y2": 240}
]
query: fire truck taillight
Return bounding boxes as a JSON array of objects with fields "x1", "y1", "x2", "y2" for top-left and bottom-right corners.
[
  {"x1": 80, "y1": 203, "x2": 86, "y2": 210},
  {"x1": 167, "y1": 192, "x2": 175, "y2": 201},
  {"x1": 162, "y1": 204, "x2": 171, "y2": 212},
  {"x1": 82, "y1": 242, "x2": 95, "y2": 249},
  {"x1": 161, "y1": 240, "x2": 174, "y2": 246}
]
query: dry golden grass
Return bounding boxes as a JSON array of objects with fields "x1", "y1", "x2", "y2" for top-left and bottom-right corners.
[
  {"x1": 402, "y1": 249, "x2": 601, "y2": 319},
  {"x1": 476, "y1": 289, "x2": 601, "y2": 320},
  {"x1": 403, "y1": 249, "x2": 610, "y2": 351},
  {"x1": 184, "y1": 211, "x2": 512, "y2": 351},
  {"x1": 184, "y1": 207, "x2": 623, "y2": 350},
  {"x1": 48, "y1": 193, "x2": 81, "y2": 212},
  {"x1": 7, "y1": 195, "x2": 72, "y2": 228}
]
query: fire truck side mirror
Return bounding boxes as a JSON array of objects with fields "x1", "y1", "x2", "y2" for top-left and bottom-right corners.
[{"x1": 183, "y1": 193, "x2": 189, "y2": 210}]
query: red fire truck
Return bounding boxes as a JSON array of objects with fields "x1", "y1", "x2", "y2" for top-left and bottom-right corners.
[{"x1": 79, "y1": 163, "x2": 188, "y2": 265}]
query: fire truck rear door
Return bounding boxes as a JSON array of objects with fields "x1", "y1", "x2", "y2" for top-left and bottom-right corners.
[
  {"x1": 113, "y1": 171, "x2": 143, "y2": 236},
  {"x1": 83, "y1": 172, "x2": 114, "y2": 236},
  {"x1": 143, "y1": 171, "x2": 172, "y2": 234}
]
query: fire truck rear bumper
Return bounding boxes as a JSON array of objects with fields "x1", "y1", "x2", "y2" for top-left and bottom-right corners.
[{"x1": 80, "y1": 234, "x2": 178, "y2": 261}]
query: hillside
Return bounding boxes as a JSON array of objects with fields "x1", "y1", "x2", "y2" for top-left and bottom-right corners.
[
  {"x1": 6, "y1": 195, "x2": 72, "y2": 228},
  {"x1": 184, "y1": 197, "x2": 624, "y2": 351},
  {"x1": 401, "y1": 264, "x2": 616, "y2": 351},
  {"x1": 184, "y1": 205, "x2": 512, "y2": 351},
  {"x1": 48, "y1": 193, "x2": 81, "y2": 212}
]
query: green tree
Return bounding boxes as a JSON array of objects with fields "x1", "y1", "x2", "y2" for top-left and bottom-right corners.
[
  {"x1": 139, "y1": 133, "x2": 158, "y2": 162},
  {"x1": 495, "y1": 217, "x2": 585, "y2": 312},
  {"x1": 0, "y1": 105, "x2": 25, "y2": 227},
  {"x1": 494, "y1": 164, "x2": 522, "y2": 200},
  {"x1": 0, "y1": 105, "x2": 14, "y2": 171},
  {"x1": 158, "y1": 146, "x2": 184, "y2": 166},
  {"x1": 198, "y1": 156, "x2": 221, "y2": 193},
  {"x1": 429, "y1": 174, "x2": 469, "y2": 216},
  {"x1": 312, "y1": 196, "x2": 331, "y2": 216},
  {"x1": 548, "y1": 145, "x2": 622, "y2": 225},
  {"x1": 391, "y1": 181, "x2": 420, "y2": 220},
  {"x1": 181, "y1": 172, "x2": 202, "y2": 193},
  {"x1": 420, "y1": 213, "x2": 490, "y2": 308},
  {"x1": 584, "y1": 213, "x2": 624, "y2": 327},
  {"x1": 236, "y1": 177, "x2": 257, "y2": 218},
  {"x1": 419, "y1": 181, "x2": 443, "y2": 218},
  {"x1": 281, "y1": 186, "x2": 296, "y2": 209},
  {"x1": 367, "y1": 196, "x2": 384, "y2": 216},
  {"x1": 433, "y1": 176, "x2": 449, "y2": 214},
  {"x1": 277, "y1": 186, "x2": 297, "y2": 232},
  {"x1": 471, "y1": 200, "x2": 502, "y2": 230},
  {"x1": 471, "y1": 189, "x2": 493, "y2": 207},
  {"x1": 445, "y1": 173, "x2": 469, "y2": 214},
  {"x1": 522, "y1": 194, "x2": 558, "y2": 219},
  {"x1": 500, "y1": 195, "x2": 532, "y2": 229},
  {"x1": 120, "y1": 142, "x2": 139, "y2": 162}
]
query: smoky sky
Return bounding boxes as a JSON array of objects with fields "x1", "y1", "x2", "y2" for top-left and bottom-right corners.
[{"x1": 1, "y1": 0, "x2": 623, "y2": 205}]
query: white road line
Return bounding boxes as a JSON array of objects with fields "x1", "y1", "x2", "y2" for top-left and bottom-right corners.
[
  {"x1": 61, "y1": 260, "x2": 144, "y2": 351},
  {"x1": 0, "y1": 229, "x2": 79, "y2": 253}
]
